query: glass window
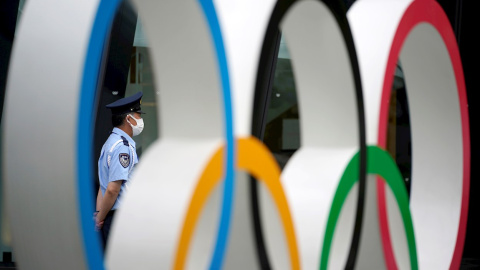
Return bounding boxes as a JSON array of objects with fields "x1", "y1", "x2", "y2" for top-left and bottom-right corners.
[
  {"x1": 125, "y1": 42, "x2": 159, "y2": 157},
  {"x1": 262, "y1": 35, "x2": 299, "y2": 169},
  {"x1": 386, "y1": 62, "x2": 412, "y2": 196}
]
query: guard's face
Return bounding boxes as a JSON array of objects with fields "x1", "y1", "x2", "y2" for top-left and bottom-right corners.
[{"x1": 128, "y1": 112, "x2": 142, "y2": 126}]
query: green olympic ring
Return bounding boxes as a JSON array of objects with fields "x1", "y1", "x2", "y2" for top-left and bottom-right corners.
[{"x1": 320, "y1": 145, "x2": 418, "y2": 270}]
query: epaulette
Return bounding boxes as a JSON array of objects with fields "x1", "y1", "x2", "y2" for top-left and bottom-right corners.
[{"x1": 120, "y1": 136, "x2": 129, "y2": 146}]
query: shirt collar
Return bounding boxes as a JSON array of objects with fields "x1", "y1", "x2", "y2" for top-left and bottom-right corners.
[{"x1": 112, "y1": 127, "x2": 136, "y2": 148}]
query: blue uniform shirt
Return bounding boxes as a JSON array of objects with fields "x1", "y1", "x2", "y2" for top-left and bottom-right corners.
[{"x1": 98, "y1": 127, "x2": 138, "y2": 210}]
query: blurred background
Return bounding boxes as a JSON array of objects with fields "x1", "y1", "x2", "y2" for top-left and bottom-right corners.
[{"x1": 0, "y1": 0, "x2": 477, "y2": 268}]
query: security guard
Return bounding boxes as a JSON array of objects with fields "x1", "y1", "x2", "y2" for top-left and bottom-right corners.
[{"x1": 95, "y1": 91, "x2": 145, "y2": 249}]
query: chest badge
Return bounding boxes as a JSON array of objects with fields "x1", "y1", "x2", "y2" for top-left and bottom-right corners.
[{"x1": 119, "y1": 153, "x2": 130, "y2": 168}]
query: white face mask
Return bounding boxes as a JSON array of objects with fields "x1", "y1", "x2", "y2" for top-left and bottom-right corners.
[{"x1": 126, "y1": 114, "x2": 144, "y2": 136}]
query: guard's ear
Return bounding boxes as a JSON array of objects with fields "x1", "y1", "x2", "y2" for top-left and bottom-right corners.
[{"x1": 126, "y1": 114, "x2": 137, "y2": 126}]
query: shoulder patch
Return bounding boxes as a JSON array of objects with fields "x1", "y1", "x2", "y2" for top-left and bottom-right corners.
[{"x1": 119, "y1": 153, "x2": 130, "y2": 168}]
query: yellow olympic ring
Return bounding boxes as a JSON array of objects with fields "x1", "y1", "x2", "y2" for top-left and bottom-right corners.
[{"x1": 174, "y1": 137, "x2": 300, "y2": 269}]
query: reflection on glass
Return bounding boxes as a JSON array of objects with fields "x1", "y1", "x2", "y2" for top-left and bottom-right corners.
[
  {"x1": 263, "y1": 35, "x2": 299, "y2": 170},
  {"x1": 387, "y1": 61, "x2": 412, "y2": 196}
]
